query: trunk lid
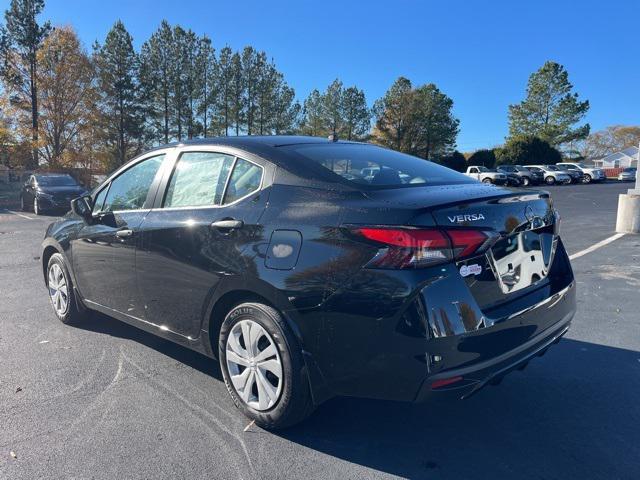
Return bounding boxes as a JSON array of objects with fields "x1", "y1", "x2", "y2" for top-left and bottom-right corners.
[{"x1": 365, "y1": 184, "x2": 560, "y2": 310}]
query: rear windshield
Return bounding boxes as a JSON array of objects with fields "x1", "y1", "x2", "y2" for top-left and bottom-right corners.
[{"x1": 280, "y1": 143, "x2": 473, "y2": 188}]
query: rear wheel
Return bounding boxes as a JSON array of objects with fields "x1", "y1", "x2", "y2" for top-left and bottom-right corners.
[
  {"x1": 46, "y1": 253, "x2": 87, "y2": 324},
  {"x1": 545, "y1": 176, "x2": 555, "y2": 185},
  {"x1": 583, "y1": 174, "x2": 592, "y2": 184},
  {"x1": 219, "y1": 302, "x2": 314, "y2": 429}
]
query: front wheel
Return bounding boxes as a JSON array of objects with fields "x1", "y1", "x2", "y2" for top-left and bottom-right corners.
[
  {"x1": 482, "y1": 178, "x2": 492, "y2": 184},
  {"x1": 219, "y1": 302, "x2": 314, "y2": 429},
  {"x1": 545, "y1": 176, "x2": 556, "y2": 185},
  {"x1": 583, "y1": 174, "x2": 592, "y2": 184},
  {"x1": 521, "y1": 176, "x2": 530, "y2": 186},
  {"x1": 46, "y1": 253, "x2": 87, "y2": 324},
  {"x1": 20, "y1": 195, "x2": 27, "y2": 211},
  {"x1": 33, "y1": 197, "x2": 41, "y2": 215}
]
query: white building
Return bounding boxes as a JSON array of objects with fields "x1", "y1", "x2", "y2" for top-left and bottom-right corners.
[{"x1": 594, "y1": 146, "x2": 639, "y2": 168}]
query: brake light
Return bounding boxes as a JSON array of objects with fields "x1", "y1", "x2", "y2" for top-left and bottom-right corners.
[
  {"x1": 353, "y1": 227, "x2": 491, "y2": 269},
  {"x1": 446, "y1": 229, "x2": 489, "y2": 257},
  {"x1": 355, "y1": 228, "x2": 451, "y2": 269}
]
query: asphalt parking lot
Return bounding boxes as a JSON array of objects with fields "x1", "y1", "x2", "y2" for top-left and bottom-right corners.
[{"x1": 1, "y1": 181, "x2": 639, "y2": 480}]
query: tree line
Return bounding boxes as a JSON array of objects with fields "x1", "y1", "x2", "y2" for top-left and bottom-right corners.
[{"x1": 2, "y1": 0, "x2": 629, "y2": 178}]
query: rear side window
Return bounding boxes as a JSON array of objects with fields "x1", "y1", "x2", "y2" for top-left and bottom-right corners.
[
  {"x1": 103, "y1": 154, "x2": 165, "y2": 212},
  {"x1": 281, "y1": 143, "x2": 472, "y2": 188},
  {"x1": 164, "y1": 152, "x2": 234, "y2": 208},
  {"x1": 223, "y1": 158, "x2": 262, "y2": 204}
]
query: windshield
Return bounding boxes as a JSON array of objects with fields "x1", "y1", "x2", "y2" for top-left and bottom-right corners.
[
  {"x1": 562, "y1": 164, "x2": 578, "y2": 170},
  {"x1": 280, "y1": 143, "x2": 474, "y2": 188},
  {"x1": 624, "y1": 168, "x2": 637, "y2": 172},
  {"x1": 527, "y1": 167, "x2": 543, "y2": 172},
  {"x1": 36, "y1": 175, "x2": 78, "y2": 186},
  {"x1": 546, "y1": 165, "x2": 560, "y2": 171}
]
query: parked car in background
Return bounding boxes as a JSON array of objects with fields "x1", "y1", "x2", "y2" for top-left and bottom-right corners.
[
  {"x1": 21, "y1": 173, "x2": 87, "y2": 215},
  {"x1": 557, "y1": 162, "x2": 606, "y2": 183},
  {"x1": 497, "y1": 165, "x2": 539, "y2": 186},
  {"x1": 550, "y1": 164, "x2": 583, "y2": 184},
  {"x1": 464, "y1": 166, "x2": 507, "y2": 184},
  {"x1": 40, "y1": 136, "x2": 575, "y2": 429},
  {"x1": 617, "y1": 167, "x2": 637, "y2": 182},
  {"x1": 527, "y1": 165, "x2": 571, "y2": 185}
]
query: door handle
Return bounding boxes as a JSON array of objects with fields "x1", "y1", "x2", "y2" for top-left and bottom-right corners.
[
  {"x1": 115, "y1": 229, "x2": 133, "y2": 238},
  {"x1": 210, "y1": 219, "x2": 244, "y2": 230}
]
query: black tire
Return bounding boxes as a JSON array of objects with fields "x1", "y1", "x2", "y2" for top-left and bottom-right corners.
[
  {"x1": 545, "y1": 176, "x2": 555, "y2": 185},
  {"x1": 46, "y1": 253, "x2": 87, "y2": 324},
  {"x1": 482, "y1": 177, "x2": 492, "y2": 184},
  {"x1": 583, "y1": 174, "x2": 592, "y2": 184},
  {"x1": 219, "y1": 302, "x2": 314, "y2": 429}
]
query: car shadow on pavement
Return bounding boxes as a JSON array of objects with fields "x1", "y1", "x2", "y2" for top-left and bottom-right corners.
[
  {"x1": 70, "y1": 312, "x2": 640, "y2": 479},
  {"x1": 75, "y1": 311, "x2": 223, "y2": 381},
  {"x1": 279, "y1": 338, "x2": 640, "y2": 479}
]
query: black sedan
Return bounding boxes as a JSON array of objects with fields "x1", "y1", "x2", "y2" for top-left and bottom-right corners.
[
  {"x1": 41, "y1": 136, "x2": 576, "y2": 429},
  {"x1": 21, "y1": 173, "x2": 87, "y2": 215}
]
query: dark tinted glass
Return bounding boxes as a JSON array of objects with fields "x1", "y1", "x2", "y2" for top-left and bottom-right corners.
[
  {"x1": 103, "y1": 155, "x2": 164, "y2": 212},
  {"x1": 36, "y1": 175, "x2": 78, "y2": 186},
  {"x1": 281, "y1": 143, "x2": 472, "y2": 188},
  {"x1": 223, "y1": 158, "x2": 262, "y2": 204},
  {"x1": 164, "y1": 152, "x2": 234, "y2": 208}
]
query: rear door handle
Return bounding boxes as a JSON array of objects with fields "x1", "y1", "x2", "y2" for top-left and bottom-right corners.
[
  {"x1": 210, "y1": 219, "x2": 244, "y2": 230},
  {"x1": 115, "y1": 229, "x2": 133, "y2": 238}
]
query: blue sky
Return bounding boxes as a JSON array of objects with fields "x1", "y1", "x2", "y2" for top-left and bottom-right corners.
[{"x1": 4, "y1": 0, "x2": 639, "y2": 151}]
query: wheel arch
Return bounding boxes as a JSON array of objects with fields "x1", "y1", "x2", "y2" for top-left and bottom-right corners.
[{"x1": 203, "y1": 278, "x2": 304, "y2": 359}]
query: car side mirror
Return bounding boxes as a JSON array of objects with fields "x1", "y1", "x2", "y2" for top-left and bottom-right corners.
[{"x1": 71, "y1": 195, "x2": 93, "y2": 222}]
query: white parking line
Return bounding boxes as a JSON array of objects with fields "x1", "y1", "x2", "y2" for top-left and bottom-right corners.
[
  {"x1": 2, "y1": 209, "x2": 35, "y2": 220},
  {"x1": 569, "y1": 233, "x2": 626, "y2": 261}
]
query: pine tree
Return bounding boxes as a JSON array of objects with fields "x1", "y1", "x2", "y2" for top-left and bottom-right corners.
[
  {"x1": 139, "y1": 20, "x2": 173, "y2": 144},
  {"x1": 372, "y1": 77, "x2": 459, "y2": 159},
  {"x1": 508, "y1": 61, "x2": 590, "y2": 146},
  {"x1": 342, "y1": 86, "x2": 370, "y2": 140},
  {"x1": 195, "y1": 35, "x2": 216, "y2": 137},
  {"x1": 93, "y1": 20, "x2": 145, "y2": 167},
  {"x1": 217, "y1": 46, "x2": 233, "y2": 136}
]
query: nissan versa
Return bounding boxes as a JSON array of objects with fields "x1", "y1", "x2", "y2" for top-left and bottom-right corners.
[{"x1": 41, "y1": 136, "x2": 576, "y2": 429}]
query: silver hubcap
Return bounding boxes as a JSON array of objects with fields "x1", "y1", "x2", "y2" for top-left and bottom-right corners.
[
  {"x1": 225, "y1": 319, "x2": 283, "y2": 411},
  {"x1": 48, "y1": 263, "x2": 68, "y2": 315}
]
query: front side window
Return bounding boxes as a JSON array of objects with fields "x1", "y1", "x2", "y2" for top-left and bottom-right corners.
[
  {"x1": 102, "y1": 154, "x2": 165, "y2": 212},
  {"x1": 92, "y1": 186, "x2": 109, "y2": 214},
  {"x1": 223, "y1": 158, "x2": 262, "y2": 204},
  {"x1": 164, "y1": 152, "x2": 234, "y2": 208}
]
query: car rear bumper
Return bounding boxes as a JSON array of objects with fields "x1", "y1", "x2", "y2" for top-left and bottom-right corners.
[{"x1": 415, "y1": 308, "x2": 573, "y2": 402}]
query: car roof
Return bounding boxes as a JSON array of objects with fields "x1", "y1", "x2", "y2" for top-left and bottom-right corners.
[{"x1": 144, "y1": 135, "x2": 359, "y2": 153}]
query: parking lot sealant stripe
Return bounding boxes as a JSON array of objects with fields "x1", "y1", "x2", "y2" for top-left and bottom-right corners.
[
  {"x1": 569, "y1": 233, "x2": 626, "y2": 261},
  {"x1": 4, "y1": 210, "x2": 35, "y2": 220}
]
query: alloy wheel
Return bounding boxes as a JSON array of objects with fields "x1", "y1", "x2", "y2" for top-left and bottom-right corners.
[
  {"x1": 225, "y1": 319, "x2": 283, "y2": 411},
  {"x1": 33, "y1": 198, "x2": 39, "y2": 215},
  {"x1": 522, "y1": 177, "x2": 530, "y2": 186},
  {"x1": 48, "y1": 263, "x2": 68, "y2": 316}
]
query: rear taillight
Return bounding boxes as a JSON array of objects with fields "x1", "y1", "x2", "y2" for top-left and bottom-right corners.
[{"x1": 353, "y1": 227, "x2": 493, "y2": 269}]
